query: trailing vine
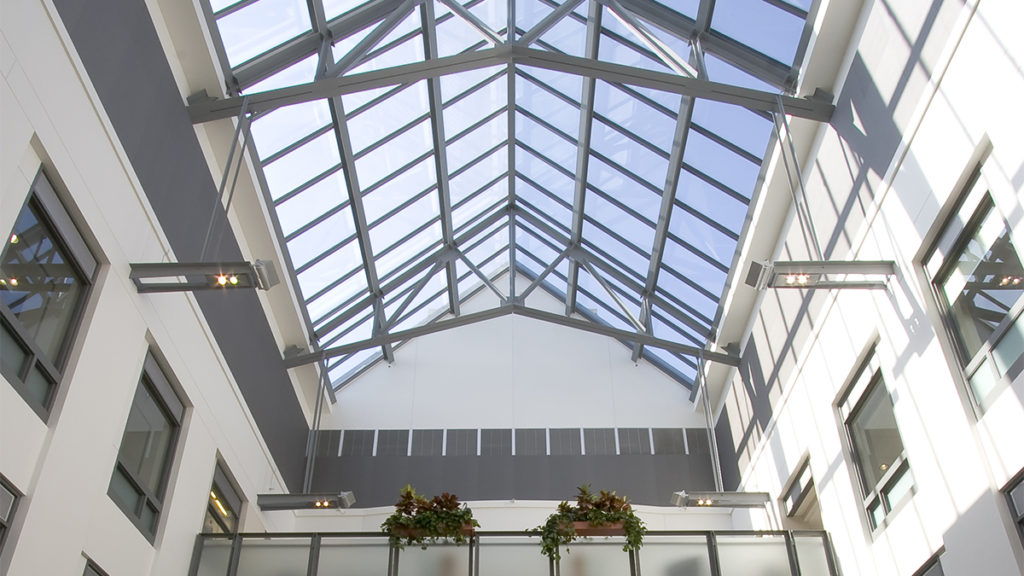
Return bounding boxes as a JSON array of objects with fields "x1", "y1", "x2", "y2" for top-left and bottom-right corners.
[
  {"x1": 532, "y1": 485, "x2": 646, "y2": 561},
  {"x1": 381, "y1": 485, "x2": 479, "y2": 549}
]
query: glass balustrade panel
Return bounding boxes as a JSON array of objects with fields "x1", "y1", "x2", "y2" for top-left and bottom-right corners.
[
  {"x1": 236, "y1": 537, "x2": 311, "y2": 576},
  {"x1": 716, "y1": 534, "x2": 792, "y2": 576},
  {"x1": 195, "y1": 536, "x2": 233, "y2": 576},
  {"x1": 476, "y1": 536, "x2": 549, "y2": 576},
  {"x1": 638, "y1": 535, "x2": 713, "y2": 576}
]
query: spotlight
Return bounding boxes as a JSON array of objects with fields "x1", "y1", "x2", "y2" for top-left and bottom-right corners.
[{"x1": 216, "y1": 274, "x2": 228, "y2": 286}]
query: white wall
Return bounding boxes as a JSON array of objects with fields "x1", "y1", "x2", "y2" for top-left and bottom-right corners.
[
  {"x1": 326, "y1": 274, "x2": 706, "y2": 430},
  {"x1": 0, "y1": 1, "x2": 294, "y2": 574},
  {"x1": 727, "y1": 0, "x2": 1024, "y2": 574}
]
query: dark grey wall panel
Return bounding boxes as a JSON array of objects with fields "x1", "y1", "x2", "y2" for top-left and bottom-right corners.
[
  {"x1": 412, "y1": 430, "x2": 443, "y2": 456},
  {"x1": 446, "y1": 429, "x2": 477, "y2": 456},
  {"x1": 549, "y1": 429, "x2": 582, "y2": 456},
  {"x1": 481, "y1": 429, "x2": 512, "y2": 456},
  {"x1": 652, "y1": 429, "x2": 685, "y2": 455},
  {"x1": 515, "y1": 429, "x2": 546, "y2": 456},
  {"x1": 618, "y1": 428, "x2": 651, "y2": 455},
  {"x1": 51, "y1": 0, "x2": 309, "y2": 489},
  {"x1": 584, "y1": 429, "x2": 616, "y2": 455}
]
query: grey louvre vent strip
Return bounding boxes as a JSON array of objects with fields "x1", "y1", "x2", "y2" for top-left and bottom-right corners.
[{"x1": 52, "y1": 0, "x2": 308, "y2": 489}]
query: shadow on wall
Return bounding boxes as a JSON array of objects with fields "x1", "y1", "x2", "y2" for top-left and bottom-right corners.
[{"x1": 715, "y1": 0, "x2": 962, "y2": 489}]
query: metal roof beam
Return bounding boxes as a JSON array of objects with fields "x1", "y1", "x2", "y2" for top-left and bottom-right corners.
[
  {"x1": 438, "y1": 0, "x2": 503, "y2": 44},
  {"x1": 326, "y1": 0, "x2": 418, "y2": 77},
  {"x1": 285, "y1": 303, "x2": 738, "y2": 368},
  {"x1": 603, "y1": 0, "x2": 697, "y2": 77},
  {"x1": 519, "y1": 0, "x2": 585, "y2": 46},
  {"x1": 421, "y1": 1, "x2": 461, "y2": 317},
  {"x1": 565, "y1": 0, "x2": 602, "y2": 316},
  {"x1": 189, "y1": 45, "x2": 833, "y2": 123}
]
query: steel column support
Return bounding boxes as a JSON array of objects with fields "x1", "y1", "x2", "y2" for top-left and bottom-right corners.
[
  {"x1": 328, "y1": 95, "x2": 394, "y2": 361},
  {"x1": 422, "y1": 1, "x2": 462, "y2": 316},
  {"x1": 565, "y1": 0, "x2": 601, "y2": 316}
]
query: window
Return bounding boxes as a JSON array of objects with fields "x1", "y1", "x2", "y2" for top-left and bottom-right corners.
[
  {"x1": 83, "y1": 560, "x2": 108, "y2": 576},
  {"x1": 926, "y1": 170, "x2": 1024, "y2": 411},
  {"x1": 0, "y1": 475, "x2": 19, "y2": 555},
  {"x1": 1006, "y1": 469, "x2": 1024, "y2": 547},
  {"x1": 912, "y1": 549, "x2": 945, "y2": 576},
  {"x1": 1, "y1": 171, "x2": 96, "y2": 419},
  {"x1": 781, "y1": 457, "x2": 823, "y2": 530},
  {"x1": 838, "y1": 349, "x2": 913, "y2": 531},
  {"x1": 108, "y1": 353, "x2": 184, "y2": 540},
  {"x1": 203, "y1": 464, "x2": 241, "y2": 534}
]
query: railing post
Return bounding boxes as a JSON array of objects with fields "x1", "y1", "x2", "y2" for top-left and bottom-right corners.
[
  {"x1": 227, "y1": 534, "x2": 242, "y2": 576},
  {"x1": 707, "y1": 532, "x2": 722, "y2": 576},
  {"x1": 784, "y1": 532, "x2": 803, "y2": 576},
  {"x1": 823, "y1": 532, "x2": 841, "y2": 576},
  {"x1": 307, "y1": 534, "x2": 321, "y2": 576},
  {"x1": 187, "y1": 535, "x2": 205, "y2": 576}
]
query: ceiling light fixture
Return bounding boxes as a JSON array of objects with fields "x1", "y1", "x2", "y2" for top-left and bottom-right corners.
[
  {"x1": 256, "y1": 491, "x2": 356, "y2": 511},
  {"x1": 671, "y1": 491, "x2": 770, "y2": 508},
  {"x1": 129, "y1": 260, "x2": 279, "y2": 293},
  {"x1": 746, "y1": 260, "x2": 896, "y2": 290}
]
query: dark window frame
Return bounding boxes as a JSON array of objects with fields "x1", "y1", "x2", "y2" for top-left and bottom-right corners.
[
  {"x1": 1, "y1": 170, "x2": 97, "y2": 420},
  {"x1": 108, "y1": 352, "x2": 184, "y2": 542},
  {"x1": 84, "y1": 558, "x2": 110, "y2": 576},
  {"x1": 204, "y1": 463, "x2": 243, "y2": 534},
  {"x1": 923, "y1": 166, "x2": 1024, "y2": 414},
  {"x1": 837, "y1": 347, "x2": 914, "y2": 534},
  {"x1": 1004, "y1": 467, "x2": 1024, "y2": 549},
  {"x1": 0, "y1": 474, "x2": 20, "y2": 557}
]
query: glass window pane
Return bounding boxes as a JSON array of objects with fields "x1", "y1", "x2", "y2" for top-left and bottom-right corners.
[
  {"x1": 1, "y1": 202, "x2": 86, "y2": 364},
  {"x1": 848, "y1": 379, "x2": 904, "y2": 494},
  {"x1": 23, "y1": 364, "x2": 55, "y2": 409},
  {"x1": 884, "y1": 465, "x2": 914, "y2": 510},
  {"x1": 638, "y1": 535, "x2": 712, "y2": 576},
  {"x1": 939, "y1": 207, "x2": 1024, "y2": 360},
  {"x1": 1009, "y1": 478, "x2": 1024, "y2": 516},
  {"x1": 217, "y1": 0, "x2": 310, "y2": 67},
  {"x1": 195, "y1": 537, "x2": 233, "y2": 576},
  {"x1": 118, "y1": 378, "x2": 176, "y2": 496},
  {"x1": 0, "y1": 482, "x2": 14, "y2": 522},
  {"x1": 1, "y1": 323, "x2": 28, "y2": 380},
  {"x1": 109, "y1": 467, "x2": 141, "y2": 514}
]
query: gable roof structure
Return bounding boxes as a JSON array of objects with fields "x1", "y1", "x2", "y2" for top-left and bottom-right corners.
[{"x1": 189, "y1": 0, "x2": 831, "y2": 392}]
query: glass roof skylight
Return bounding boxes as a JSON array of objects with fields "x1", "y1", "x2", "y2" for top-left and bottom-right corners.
[{"x1": 198, "y1": 0, "x2": 820, "y2": 391}]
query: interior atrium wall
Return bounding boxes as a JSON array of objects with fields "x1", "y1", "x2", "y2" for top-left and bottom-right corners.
[
  {"x1": 0, "y1": 1, "x2": 295, "y2": 574},
  {"x1": 715, "y1": 0, "x2": 1024, "y2": 574}
]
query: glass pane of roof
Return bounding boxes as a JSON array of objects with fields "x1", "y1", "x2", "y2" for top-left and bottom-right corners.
[
  {"x1": 675, "y1": 170, "x2": 747, "y2": 233},
  {"x1": 465, "y1": 0, "x2": 508, "y2": 35},
  {"x1": 217, "y1": 0, "x2": 310, "y2": 67},
  {"x1": 436, "y1": 8, "x2": 491, "y2": 57},
  {"x1": 517, "y1": 115, "x2": 576, "y2": 172},
  {"x1": 533, "y1": 9, "x2": 586, "y2": 56},
  {"x1": 711, "y1": 0, "x2": 804, "y2": 65},
  {"x1": 262, "y1": 131, "x2": 340, "y2": 200},
  {"x1": 584, "y1": 190, "x2": 656, "y2": 258},
  {"x1": 323, "y1": 0, "x2": 366, "y2": 21},
  {"x1": 593, "y1": 81, "x2": 679, "y2": 151},
  {"x1": 443, "y1": 75, "x2": 507, "y2": 140},
  {"x1": 347, "y1": 82, "x2": 430, "y2": 154},
  {"x1": 691, "y1": 99, "x2": 773, "y2": 160},
  {"x1": 516, "y1": 177, "x2": 571, "y2": 232},
  {"x1": 376, "y1": 225, "x2": 443, "y2": 281},
  {"x1": 347, "y1": 13, "x2": 424, "y2": 74},
  {"x1": 517, "y1": 75, "x2": 580, "y2": 142},
  {"x1": 516, "y1": 0, "x2": 555, "y2": 31},
  {"x1": 683, "y1": 131, "x2": 760, "y2": 199},
  {"x1": 651, "y1": 0, "x2": 700, "y2": 20},
  {"x1": 250, "y1": 100, "x2": 332, "y2": 159},
  {"x1": 287, "y1": 209, "x2": 355, "y2": 270},
  {"x1": 276, "y1": 171, "x2": 347, "y2": 236},
  {"x1": 355, "y1": 120, "x2": 434, "y2": 187},
  {"x1": 450, "y1": 144, "x2": 508, "y2": 204},
  {"x1": 244, "y1": 52, "x2": 318, "y2": 93},
  {"x1": 448, "y1": 111, "x2": 507, "y2": 173},
  {"x1": 297, "y1": 239, "x2": 363, "y2": 298},
  {"x1": 363, "y1": 157, "x2": 436, "y2": 223},
  {"x1": 453, "y1": 181, "x2": 506, "y2": 232}
]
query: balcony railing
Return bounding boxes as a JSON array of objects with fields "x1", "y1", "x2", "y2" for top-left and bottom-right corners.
[{"x1": 189, "y1": 530, "x2": 838, "y2": 576}]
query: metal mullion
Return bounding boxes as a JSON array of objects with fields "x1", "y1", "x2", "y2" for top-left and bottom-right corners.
[
  {"x1": 320, "y1": 309, "x2": 376, "y2": 349},
  {"x1": 373, "y1": 217, "x2": 441, "y2": 263},
  {"x1": 671, "y1": 197, "x2": 739, "y2": 240},
  {"x1": 441, "y1": 69, "x2": 507, "y2": 109},
  {"x1": 518, "y1": 247, "x2": 571, "y2": 302},
  {"x1": 306, "y1": 264, "x2": 363, "y2": 310},
  {"x1": 517, "y1": 69, "x2": 582, "y2": 110},
  {"x1": 691, "y1": 122, "x2": 762, "y2": 165},
  {"x1": 592, "y1": 111, "x2": 671, "y2": 160},
  {"x1": 653, "y1": 284, "x2": 714, "y2": 329},
  {"x1": 328, "y1": 95, "x2": 391, "y2": 360},
  {"x1": 514, "y1": 174, "x2": 575, "y2": 216},
  {"x1": 659, "y1": 261, "x2": 718, "y2": 301},
  {"x1": 232, "y1": 31, "x2": 321, "y2": 90},
  {"x1": 520, "y1": 0, "x2": 586, "y2": 46},
  {"x1": 507, "y1": 61, "x2": 516, "y2": 300},
  {"x1": 582, "y1": 214, "x2": 650, "y2": 260},
  {"x1": 438, "y1": 0, "x2": 504, "y2": 45},
  {"x1": 516, "y1": 215, "x2": 570, "y2": 256},
  {"x1": 358, "y1": 24, "x2": 423, "y2": 65},
  {"x1": 635, "y1": 90, "x2": 692, "y2": 359},
  {"x1": 361, "y1": 151, "x2": 436, "y2": 196},
  {"x1": 327, "y1": 0, "x2": 418, "y2": 77},
  {"x1": 650, "y1": 305, "x2": 706, "y2": 345},
  {"x1": 353, "y1": 112, "x2": 431, "y2": 161},
  {"x1": 447, "y1": 141, "x2": 506, "y2": 181},
  {"x1": 564, "y1": 0, "x2": 601, "y2": 316},
  {"x1": 273, "y1": 162, "x2": 344, "y2": 207},
  {"x1": 665, "y1": 231, "x2": 730, "y2": 272},
  {"x1": 391, "y1": 284, "x2": 453, "y2": 333},
  {"x1": 284, "y1": 199, "x2": 351, "y2": 242},
  {"x1": 452, "y1": 173, "x2": 507, "y2": 215},
  {"x1": 349, "y1": 83, "x2": 414, "y2": 117},
  {"x1": 516, "y1": 141, "x2": 575, "y2": 180},
  {"x1": 421, "y1": 0, "x2": 461, "y2": 317},
  {"x1": 261, "y1": 124, "x2": 335, "y2": 166},
  {"x1": 763, "y1": 0, "x2": 808, "y2": 19},
  {"x1": 459, "y1": 250, "x2": 509, "y2": 303},
  {"x1": 212, "y1": 0, "x2": 261, "y2": 19},
  {"x1": 294, "y1": 234, "x2": 358, "y2": 275},
  {"x1": 378, "y1": 238, "x2": 446, "y2": 289},
  {"x1": 586, "y1": 185, "x2": 657, "y2": 229},
  {"x1": 588, "y1": 149, "x2": 663, "y2": 194},
  {"x1": 515, "y1": 108, "x2": 576, "y2": 147},
  {"x1": 452, "y1": 194, "x2": 506, "y2": 238},
  {"x1": 447, "y1": 108, "x2": 507, "y2": 146},
  {"x1": 682, "y1": 162, "x2": 750, "y2": 204},
  {"x1": 604, "y1": 0, "x2": 697, "y2": 77},
  {"x1": 367, "y1": 187, "x2": 435, "y2": 232}
]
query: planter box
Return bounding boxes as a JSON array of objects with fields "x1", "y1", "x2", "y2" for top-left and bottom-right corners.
[
  {"x1": 572, "y1": 521, "x2": 625, "y2": 537},
  {"x1": 390, "y1": 525, "x2": 476, "y2": 539}
]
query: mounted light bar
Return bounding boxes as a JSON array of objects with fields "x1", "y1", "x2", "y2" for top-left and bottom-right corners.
[
  {"x1": 257, "y1": 491, "x2": 356, "y2": 511},
  {"x1": 745, "y1": 260, "x2": 896, "y2": 290},
  {"x1": 671, "y1": 491, "x2": 770, "y2": 508},
  {"x1": 129, "y1": 260, "x2": 279, "y2": 293}
]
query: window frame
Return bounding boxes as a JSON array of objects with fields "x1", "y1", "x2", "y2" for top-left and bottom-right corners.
[
  {"x1": 1004, "y1": 467, "x2": 1024, "y2": 549},
  {"x1": 922, "y1": 165, "x2": 1024, "y2": 414},
  {"x1": 781, "y1": 455, "x2": 814, "y2": 519},
  {"x1": 0, "y1": 170, "x2": 97, "y2": 420},
  {"x1": 83, "y1": 559, "x2": 110, "y2": 576},
  {"x1": 108, "y1": 352, "x2": 184, "y2": 542},
  {"x1": 836, "y1": 346, "x2": 914, "y2": 534},
  {"x1": 0, "y1": 474, "x2": 20, "y2": 557},
  {"x1": 204, "y1": 463, "x2": 243, "y2": 534}
]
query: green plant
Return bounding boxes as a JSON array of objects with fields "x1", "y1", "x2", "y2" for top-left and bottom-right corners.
[
  {"x1": 381, "y1": 486, "x2": 479, "y2": 549},
  {"x1": 532, "y1": 485, "x2": 646, "y2": 562}
]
